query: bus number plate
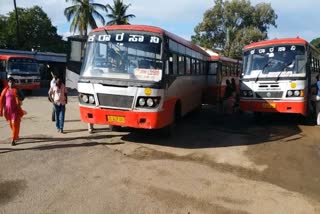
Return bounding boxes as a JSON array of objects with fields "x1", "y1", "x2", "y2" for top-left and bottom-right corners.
[
  {"x1": 262, "y1": 103, "x2": 276, "y2": 109},
  {"x1": 107, "y1": 116, "x2": 125, "y2": 123}
]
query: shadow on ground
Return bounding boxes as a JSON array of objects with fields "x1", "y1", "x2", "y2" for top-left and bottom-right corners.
[{"x1": 121, "y1": 107, "x2": 303, "y2": 149}]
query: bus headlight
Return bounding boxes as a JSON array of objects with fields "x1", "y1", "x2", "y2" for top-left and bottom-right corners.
[
  {"x1": 81, "y1": 94, "x2": 89, "y2": 103},
  {"x1": 147, "y1": 98, "x2": 154, "y2": 107},
  {"x1": 286, "y1": 90, "x2": 304, "y2": 97},
  {"x1": 241, "y1": 90, "x2": 253, "y2": 97},
  {"x1": 136, "y1": 96, "x2": 161, "y2": 108},
  {"x1": 89, "y1": 95, "x2": 95, "y2": 104},
  {"x1": 138, "y1": 98, "x2": 146, "y2": 106}
]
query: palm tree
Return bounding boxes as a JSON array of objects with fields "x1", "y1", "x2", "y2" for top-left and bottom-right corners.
[
  {"x1": 106, "y1": 0, "x2": 135, "y2": 25},
  {"x1": 64, "y1": 0, "x2": 107, "y2": 36}
]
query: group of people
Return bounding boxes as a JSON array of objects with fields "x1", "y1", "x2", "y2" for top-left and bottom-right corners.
[
  {"x1": 0, "y1": 72, "x2": 68, "y2": 146},
  {"x1": 222, "y1": 78, "x2": 238, "y2": 115}
]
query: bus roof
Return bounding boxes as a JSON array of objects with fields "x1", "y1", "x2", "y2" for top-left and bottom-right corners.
[
  {"x1": 0, "y1": 55, "x2": 35, "y2": 60},
  {"x1": 93, "y1": 25, "x2": 210, "y2": 57},
  {"x1": 210, "y1": 55, "x2": 240, "y2": 64},
  {"x1": 244, "y1": 38, "x2": 308, "y2": 51}
]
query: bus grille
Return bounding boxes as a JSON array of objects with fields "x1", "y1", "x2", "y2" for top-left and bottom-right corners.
[
  {"x1": 255, "y1": 91, "x2": 283, "y2": 99},
  {"x1": 97, "y1": 93, "x2": 134, "y2": 109}
]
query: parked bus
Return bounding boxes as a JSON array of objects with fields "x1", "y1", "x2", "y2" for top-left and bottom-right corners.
[
  {"x1": 0, "y1": 55, "x2": 41, "y2": 91},
  {"x1": 206, "y1": 54, "x2": 241, "y2": 106},
  {"x1": 240, "y1": 37, "x2": 320, "y2": 119},
  {"x1": 78, "y1": 25, "x2": 210, "y2": 132}
]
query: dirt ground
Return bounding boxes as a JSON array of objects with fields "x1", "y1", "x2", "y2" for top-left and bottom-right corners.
[{"x1": 1, "y1": 90, "x2": 320, "y2": 214}]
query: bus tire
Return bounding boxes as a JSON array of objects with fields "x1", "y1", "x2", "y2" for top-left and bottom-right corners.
[
  {"x1": 161, "y1": 102, "x2": 181, "y2": 137},
  {"x1": 109, "y1": 125, "x2": 121, "y2": 132}
]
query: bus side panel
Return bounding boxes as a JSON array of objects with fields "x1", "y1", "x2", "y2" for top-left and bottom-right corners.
[
  {"x1": 79, "y1": 97, "x2": 176, "y2": 129},
  {"x1": 240, "y1": 100, "x2": 307, "y2": 115}
]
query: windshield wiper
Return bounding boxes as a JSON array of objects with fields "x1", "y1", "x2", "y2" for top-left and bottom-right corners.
[
  {"x1": 275, "y1": 61, "x2": 294, "y2": 81},
  {"x1": 255, "y1": 62, "x2": 271, "y2": 82}
]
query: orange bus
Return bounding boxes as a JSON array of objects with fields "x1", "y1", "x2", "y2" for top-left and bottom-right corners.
[
  {"x1": 0, "y1": 55, "x2": 41, "y2": 90},
  {"x1": 206, "y1": 54, "x2": 241, "y2": 105},
  {"x1": 77, "y1": 25, "x2": 210, "y2": 133},
  {"x1": 240, "y1": 37, "x2": 320, "y2": 119}
]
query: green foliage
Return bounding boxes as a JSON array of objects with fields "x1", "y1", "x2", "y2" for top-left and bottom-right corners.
[
  {"x1": 311, "y1": 38, "x2": 320, "y2": 51},
  {"x1": 106, "y1": 0, "x2": 135, "y2": 25},
  {"x1": 64, "y1": 0, "x2": 107, "y2": 36},
  {"x1": 0, "y1": 6, "x2": 66, "y2": 53},
  {"x1": 192, "y1": 0, "x2": 277, "y2": 58}
]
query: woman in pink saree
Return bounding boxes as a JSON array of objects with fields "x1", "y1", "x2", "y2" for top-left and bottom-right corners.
[{"x1": 0, "y1": 77, "x2": 26, "y2": 146}]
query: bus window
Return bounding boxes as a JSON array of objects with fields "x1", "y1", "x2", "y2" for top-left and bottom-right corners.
[
  {"x1": 173, "y1": 53, "x2": 178, "y2": 75},
  {"x1": 179, "y1": 56, "x2": 185, "y2": 75},
  {"x1": 192, "y1": 58, "x2": 196, "y2": 74},
  {"x1": 209, "y1": 63, "x2": 218, "y2": 75},
  {"x1": 186, "y1": 57, "x2": 191, "y2": 75}
]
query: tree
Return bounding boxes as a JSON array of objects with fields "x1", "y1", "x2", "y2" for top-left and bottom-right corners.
[
  {"x1": 0, "y1": 15, "x2": 8, "y2": 48},
  {"x1": 1, "y1": 6, "x2": 66, "y2": 52},
  {"x1": 311, "y1": 38, "x2": 320, "y2": 51},
  {"x1": 13, "y1": 0, "x2": 21, "y2": 48},
  {"x1": 106, "y1": 0, "x2": 135, "y2": 25},
  {"x1": 192, "y1": 0, "x2": 277, "y2": 58},
  {"x1": 64, "y1": 0, "x2": 107, "y2": 36}
]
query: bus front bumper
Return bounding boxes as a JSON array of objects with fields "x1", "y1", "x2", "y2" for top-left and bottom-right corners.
[
  {"x1": 79, "y1": 106, "x2": 173, "y2": 129},
  {"x1": 240, "y1": 100, "x2": 307, "y2": 115}
]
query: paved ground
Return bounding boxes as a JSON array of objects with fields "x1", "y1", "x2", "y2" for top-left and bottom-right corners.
[{"x1": 1, "y1": 90, "x2": 320, "y2": 214}]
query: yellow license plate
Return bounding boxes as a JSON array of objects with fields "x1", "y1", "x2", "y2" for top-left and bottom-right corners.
[
  {"x1": 107, "y1": 116, "x2": 125, "y2": 123},
  {"x1": 262, "y1": 103, "x2": 276, "y2": 109}
]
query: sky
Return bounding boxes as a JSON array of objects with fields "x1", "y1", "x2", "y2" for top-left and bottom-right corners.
[{"x1": 0, "y1": 0, "x2": 319, "y2": 42}]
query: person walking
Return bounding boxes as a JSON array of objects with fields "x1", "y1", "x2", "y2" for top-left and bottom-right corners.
[
  {"x1": 0, "y1": 77, "x2": 26, "y2": 145},
  {"x1": 50, "y1": 72, "x2": 57, "y2": 122},
  {"x1": 48, "y1": 77, "x2": 67, "y2": 133}
]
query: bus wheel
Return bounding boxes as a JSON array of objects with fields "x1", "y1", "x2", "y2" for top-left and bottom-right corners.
[
  {"x1": 109, "y1": 125, "x2": 121, "y2": 132},
  {"x1": 161, "y1": 102, "x2": 181, "y2": 137}
]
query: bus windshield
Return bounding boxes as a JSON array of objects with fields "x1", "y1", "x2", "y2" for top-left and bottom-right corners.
[
  {"x1": 242, "y1": 45, "x2": 306, "y2": 77},
  {"x1": 8, "y1": 58, "x2": 39, "y2": 74},
  {"x1": 81, "y1": 31, "x2": 163, "y2": 82}
]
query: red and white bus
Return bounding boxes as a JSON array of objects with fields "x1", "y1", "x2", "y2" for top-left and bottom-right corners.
[
  {"x1": 78, "y1": 25, "x2": 210, "y2": 132},
  {"x1": 240, "y1": 37, "x2": 320, "y2": 118},
  {"x1": 206, "y1": 54, "x2": 241, "y2": 105},
  {"x1": 0, "y1": 55, "x2": 41, "y2": 90}
]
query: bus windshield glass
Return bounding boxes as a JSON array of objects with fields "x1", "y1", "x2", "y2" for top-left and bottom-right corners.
[
  {"x1": 8, "y1": 58, "x2": 39, "y2": 74},
  {"x1": 242, "y1": 45, "x2": 306, "y2": 77},
  {"x1": 81, "y1": 31, "x2": 163, "y2": 82}
]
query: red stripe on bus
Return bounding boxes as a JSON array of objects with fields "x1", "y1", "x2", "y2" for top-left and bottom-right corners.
[
  {"x1": 240, "y1": 100, "x2": 307, "y2": 115},
  {"x1": 16, "y1": 83, "x2": 40, "y2": 90}
]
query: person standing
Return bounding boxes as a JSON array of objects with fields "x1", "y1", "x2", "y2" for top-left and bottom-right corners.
[
  {"x1": 222, "y1": 79, "x2": 236, "y2": 115},
  {"x1": 48, "y1": 77, "x2": 67, "y2": 133},
  {"x1": 0, "y1": 77, "x2": 26, "y2": 145}
]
